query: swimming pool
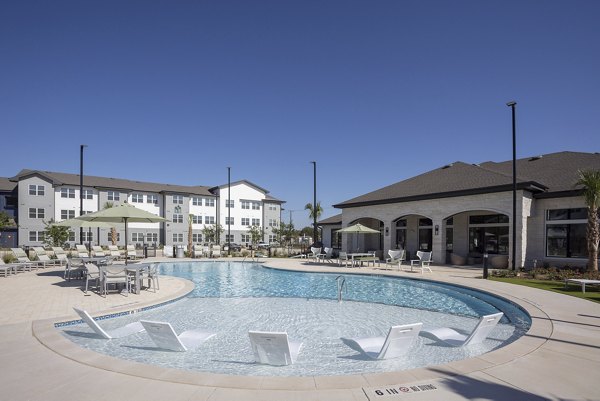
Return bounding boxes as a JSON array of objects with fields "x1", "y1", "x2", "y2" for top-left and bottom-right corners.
[{"x1": 61, "y1": 262, "x2": 531, "y2": 376}]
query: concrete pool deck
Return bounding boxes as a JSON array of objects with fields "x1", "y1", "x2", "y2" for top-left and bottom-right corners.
[{"x1": 0, "y1": 257, "x2": 598, "y2": 400}]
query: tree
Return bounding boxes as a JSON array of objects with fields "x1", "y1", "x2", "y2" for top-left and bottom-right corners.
[
  {"x1": 43, "y1": 219, "x2": 70, "y2": 247},
  {"x1": 202, "y1": 224, "x2": 223, "y2": 244},
  {"x1": 247, "y1": 225, "x2": 262, "y2": 246},
  {"x1": 188, "y1": 214, "x2": 194, "y2": 254},
  {"x1": 576, "y1": 169, "x2": 600, "y2": 271},
  {"x1": 0, "y1": 211, "x2": 12, "y2": 230},
  {"x1": 271, "y1": 221, "x2": 297, "y2": 247},
  {"x1": 305, "y1": 201, "x2": 323, "y2": 242},
  {"x1": 103, "y1": 202, "x2": 118, "y2": 245}
]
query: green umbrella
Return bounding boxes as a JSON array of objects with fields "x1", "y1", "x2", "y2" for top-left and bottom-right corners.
[
  {"x1": 77, "y1": 202, "x2": 167, "y2": 263},
  {"x1": 337, "y1": 223, "x2": 380, "y2": 253}
]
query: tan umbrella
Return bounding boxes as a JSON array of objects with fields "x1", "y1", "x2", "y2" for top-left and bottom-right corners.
[{"x1": 76, "y1": 203, "x2": 167, "y2": 263}]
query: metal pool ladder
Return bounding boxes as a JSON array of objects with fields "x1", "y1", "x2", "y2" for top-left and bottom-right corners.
[{"x1": 336, "y1": 275, "x2": 347, "y2": 302}]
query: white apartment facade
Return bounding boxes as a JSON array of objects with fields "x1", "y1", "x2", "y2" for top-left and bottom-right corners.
[{"x1": 10, "y1": 170, "x2": 283, "y2": 248}]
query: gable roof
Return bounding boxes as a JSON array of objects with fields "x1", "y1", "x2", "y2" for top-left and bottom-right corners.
[
  {"x1": 10, "y1": 169, "x2": 215, "y2": 196},
  {"x1": 318, "y1": 213, "x2": 342, "y2": 225},
  {"x1": 334, "y1": 151, "x2": 600, "y2": 208},
  {"x1": 0, "y1": 177, "x2": 17, "y2": 192}
]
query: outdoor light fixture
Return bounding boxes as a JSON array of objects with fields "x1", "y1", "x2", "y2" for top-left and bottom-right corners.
[{"x1": 434, "y1": 225, "x2": 439, "y2": 235}]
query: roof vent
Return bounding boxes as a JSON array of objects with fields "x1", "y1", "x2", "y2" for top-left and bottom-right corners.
[
  {"x1": 441, "y1": 163, "x2": 453, "y2": 169},
  {"x1": 529, "y1": 155, "x2": 543, "y2": 161}
]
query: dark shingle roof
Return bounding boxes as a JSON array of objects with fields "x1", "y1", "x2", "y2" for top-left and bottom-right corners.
[
  {"x1": 0, "y1": 177, "x2": 17, "y2": 192},
  {"x1": 318, "y1": 213, "x2": 342, "y2": 225},
  {"x1": 10, "y1": 169, "x2": 214, "y2": 196},
  {"x1": 334, "y1": 151, "x2": 600, "y2": 208}
]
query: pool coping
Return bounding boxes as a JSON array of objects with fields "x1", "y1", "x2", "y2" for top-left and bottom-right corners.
[{"x1": 31, "y1": 260, "x2": 553, "y2": 392}]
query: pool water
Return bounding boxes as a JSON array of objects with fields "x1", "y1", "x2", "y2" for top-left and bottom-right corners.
[{"x1": 61, "y1": 262, "x2": 531, "y2": 376}]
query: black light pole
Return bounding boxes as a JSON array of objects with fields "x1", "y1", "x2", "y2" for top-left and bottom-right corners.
[
  {"x1": 311, "y1": 161, "x2": 317, "y2": 246},
  {"x1": 79, "y1": 144, "x2": 87, "y2": 245},
  {"x1": 507, "y1": 101, "x2": 517, "y2": 271},
  {"x1": 227, "y1": 166, "x2": 231, "y2": 256}
]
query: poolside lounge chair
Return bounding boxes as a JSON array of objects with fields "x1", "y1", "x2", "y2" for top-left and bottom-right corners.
[
  {"x1": 248, "y1": 331, "x2": 303, "y2": 366},
  {"x1": 33, "y1": 247, "x2": 64, "y2": 266},
  {"x1": 75, "y1": 244, "x2": 90, "y2": 257},
  {"x1": 0, "y1": 260, "x2": 17, "y2": 277},
  {"x1": 341, "y1": 322, "x2": 423, "y2": 360},
  {"x1": 410, "y1": 251, "x2": 433, "y2": 273},
  {"x1": 384, "y1": 249, "x2": 405, "y2": 270},
  {"x1": 318, "y1": 247, "x2": 335, "y2": 263},
  {"x1": 421, "y1": 312, "x2": 504, "y2": 347},
  {"x1": 310, "y1": 247, "x2": 321, "y2": 263},
  {"x1": 140, "y1": 320, "x2": 216, "y2": 352},
  {"x1": 107, "y1": 245, "x2": 122, "y2": 260},
  {"x1": 163, "y1": 245, "x2": 173, "y2": 258},
  {"x1": 192, "y1": 245, "x2": 203, "y2": 258},
  {"x1": 11, "y1": 248, "x2": 46, "y2": 269},
  {"x1": 211, "y1": 245, "x2": 221, "y2": 258},
  {"x1": 126, "y1": 245, "x2": 139, "y2": 260},
  {"x1": 73, "y1": 307, "x2": 145, "y2": 339},
  {"x1": 52, "y1": 247, "x2": 69, "y2": 264},
  {"x1": 91, "y1": 246, "x2": 106, "y2": 257}
]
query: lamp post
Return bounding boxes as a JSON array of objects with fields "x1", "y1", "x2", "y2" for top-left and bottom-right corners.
[
  {"x1": 227, "y1": 166, "x2": 231, "y2": 256},
  {"x1": 79, "y1": 144, "x2": 87, "y2": 245},
  {"x1": 506, "y1": 101, "x2": 517, "y2": 271},
  {"x1": 311, "y1": 161, "x2": 317, "y2": 246}
]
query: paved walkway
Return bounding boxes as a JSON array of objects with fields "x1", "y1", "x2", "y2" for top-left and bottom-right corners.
[{"x1": 0, "y1": 257, "x2": 598, "y2": 400}]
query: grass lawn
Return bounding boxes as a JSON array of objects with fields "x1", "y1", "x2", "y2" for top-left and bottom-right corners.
[{"x1": 490, "y1": 277, "x2": 600, "y2": 303}]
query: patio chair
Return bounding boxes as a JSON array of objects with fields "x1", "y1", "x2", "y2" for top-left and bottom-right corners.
[
  {"x1": 73, "y1": 307, "x2": 145, "y2": 339},
  {"x1": 318, "y1": 247, "x2": 335, "y2": 263},
  {"x1": 211, "y1": 245, "x2": 221, "y2": 258},
  {"x1": 107, "y1": 245, "x2": 122, "y2": 260},
  {"x1": 102, "y1": 265, "x2": 130, "y2": 297},
  {"x1": 384, "y1": 249, "x2": 405, "y2": 270},
  {"x1": 52, "y1": 247, "x2": 69, "y2": 264},
  {"x1": 11, "y1": 248, "x2": 46, "y2": 269},
  {"x1": 410, "y1": 251, "x2": 433, "y2": 273},
  {"x1": 192, "y1": 245, "x2": 203, "y2": 258},
  {"x1": 64, "y1": 258, "x2": 86, "y2": 281},
  {"x1": 202, "y1": 245, "x2": 211, "y2": 258},
  {"x1": 310, "y1": 247, "x2": 321, "y2": 262},
  {"x1": 337, "y1": 251, "x2": 350, "y2": 267},
  {"x1": 140, "y1": 263, "x2": 160, "y2": 292},
  {"x1": 83, "y1": 262, "x2": 101, "y2": 293},
  {"x1": 421, "y1": 312, "x2": 504, "y2": 347},
  {"x1": 140, "y1": 320, "x2": 216, "y2": 352},
  {"x1": 248, "y1": 331, "x2": 303, "y2": 366},
  {"x1": 32, "y1": 247, "x2": 64, "y2": 266},
  {"x1": 341, "y1": 322, "x2": 423, "y2": 359}
]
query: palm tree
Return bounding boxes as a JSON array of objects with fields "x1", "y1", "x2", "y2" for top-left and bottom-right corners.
[
  {"x1": 576, "y1": 169, "x2": 600, "y2": 272},
  {"x1": 305, "y1": 201, "x2": 323, "y2": 242}
]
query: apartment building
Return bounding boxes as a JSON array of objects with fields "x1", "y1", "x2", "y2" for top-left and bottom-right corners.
[{"x1": 8, "y1": 169, "x2": 283, "y2": 248}]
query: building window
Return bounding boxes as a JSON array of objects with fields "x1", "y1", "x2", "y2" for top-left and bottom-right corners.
[
  {"x1": 131, "y1": 193, "x2": 143, "y2": 203},
  {"x1": 241, "y1": 234, "x2": 250, "y2": 243},
  {"x1": 252, "y1": 218, "x2": 260, "y2": 226},
  {"x1": 173, "y1": 195, "x2": 183, "y2": 204},
  {"x1": 147, "y1": 194, "x2": 158, "y2": 205},
  {"x1": 29, "y1": 185, "x2": 45, "y2": 196},
  {"x1": 468, "y1": 214, "x2": 509, "y2": 255},
  {"x1": 107, "y1": 232, "x2": 121, "y2": 242},
  {"x1": 241, "y1": 218, "x2": 250, "y2": 226},
  {"x1": 107, "y1": 191, "x2": 119, "y2": 201},
  {"x1": 241, "y1": 201, "x2": 250, "y2": 210},
  {"x1": 252, "y1": 202, "x2": 260, "y2": 210},
  {"x1": 82, "y1": 189, "x2": 93, "y2": 199},
  {"x1": 172, "y1": 233, "x2": 183, "y2": 243},
  {"x1": 192, "y1": 233, "x2": 203, "y2": 243},
  {"x1": 332, "y1": 229, "x2": 342, "y2": 249},
  {"x1": 68, "y1": 231, "x2": 76, "y2": 241},
  {"x1": 268, "y1": 219, "x2": 278, "y2": 227},
  {"x1": 29, "y1": 208, "x2": 44, "y2": 218},
  {"x1": 192, "y1": 197, "x2": 202, "y2": 206},
  {"x1": 546, "y1": 208, "x2": 589, "y2": 258},
  {"x1": 268, "y1": 204, "x2": 277, "y2": 211},
  {"x1": 225, "y1": 234, "x2": 234, "y2": 243},
  {"x1": 395, "y1": 219, "x2": 407, "y2": 249},
  {"x1": 172, "y1": 214, "x2": 183, "y2": 223},
  {"x1": 61, "y1": 210, "x2": 75, "y2": 220},
  {"x1": 29, "y1": 231, "x2": 45, "y2": 242},
  {"x1": 225, "y1": 217, "x2": 234, "y2": 225},
  {"x1": 226, "y1": 200, "x2": 235, "y2": 208},
  {"x1": 61, "y1": 188, "x2": 75, "y2": 198},
  {"x1": 81, "y1": 231, "x2": 93, "y2": 242},
  {"x1": 445, "y1": 217, "x2": 454, "y2": 252},
  {"x1": 205, "y1": 216, "x2": 215, "y2": 224},
  {"x1": 146, "y1": 232, "x2": 158, "y2": 243},
  {"x1": 192, "y1": 215, "x2": 202, "y2": 224},
  {"x1": 205, "y1": 198, "x2": 215, "y2": 207},
  {"x1": 132, "y1": 232, "x2": 144, "y2": 242},
  {"x1": 269, "y1": 235, "x2": 277, "y2": 243}
]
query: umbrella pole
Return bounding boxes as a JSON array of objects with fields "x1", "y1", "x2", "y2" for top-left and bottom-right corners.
[{"x1": 124, "y1": 218, "x2": 129, "y2": 265}]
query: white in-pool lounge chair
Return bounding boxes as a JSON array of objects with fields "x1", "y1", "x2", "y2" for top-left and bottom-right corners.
[
  {"x1": 248, "y1": 331, "x2": 303, "y2": 366},
  {"x1": 140, "y1": 320, "x2": 216, "y2": 352},
  {"x1": 73, "y1": 307, "x2": 145, "y2": 339},
  {"x1": 341, "y1": 322, "x2": 422, "y2": 359},
  {"x1": 421, "y1": 312, "x2": 504, "y2": 347}
]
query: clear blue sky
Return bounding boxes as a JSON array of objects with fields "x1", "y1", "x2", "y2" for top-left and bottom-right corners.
[{"x1": 2, "y1": 1, "x2": 599, "y2": 229}]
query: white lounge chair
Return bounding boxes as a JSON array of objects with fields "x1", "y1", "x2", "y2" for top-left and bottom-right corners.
[
  {"x1": 126, "y1": 245, "x2": 139, "y2": 260},
  {"x1": 11, "y1": 248, "x2": 46, "y2": 269},
  {"x1": 422, "y1": 312, "x2": 504, "y2": 347},
  {"x1": 91, "y1": 246, "x2": 106, "y2": 257},
  {"x1": 52, "y1": 247, "x2": 69, "y2": 264},
  {"x1": 384, "y1": 249, "x2": 405, "y2": 270},
  {"x1": 410, "y1": 251, "x2": 433, "y2": 273},
  {"x1": 75, "y1": 244, "x2": 90, "y2": 257},
  {"x1": 309, "y1": 247, "x2": 321, "y2": 263},
  {"x1": 211, "y1": 245, "x2": 222, "y2": 258},
  {"x1": 318, "y1": 247, "x2": 334, "y2": 263},
  {"x1": 107, "y1": 245, "x2": 122, "y2": 260},
  {"x1": 73, "y1": 307, "x2": 145, "y2": 339},
  {"x1": 248, "y1": 330, "x2": 303, "y2": 366},
  {"x1": 140, "y1": 320, "x2": 216, "y2": 352},
  {"x1": 163, "y1": 245, "x2": 173, "y2": 258},
  {"x1": 337, "y1": 251, "x2": 350, "y2": 267},
  {"x1": 341, "y1": 322, "x2": 422, "y2": 359},
  {"x1": 0, "y1": 260, "x2": 17, "y2": 277},
  {"x1": 32, "y1": 247, "x2": 64, "y2": 266}
]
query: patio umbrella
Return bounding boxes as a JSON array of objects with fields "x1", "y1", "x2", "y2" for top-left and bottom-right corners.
[
  {"x1": 337, "y1": 223, "x2": 380, "y2": 252},
  {"x1": 54, "y1": 219, "x2": 119, "y2": 253},
  {"x1": 76, "y1": 202, "x2": 167, "y2": 264}
]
